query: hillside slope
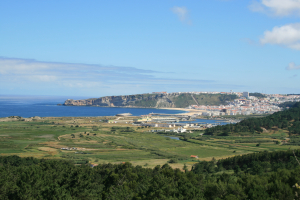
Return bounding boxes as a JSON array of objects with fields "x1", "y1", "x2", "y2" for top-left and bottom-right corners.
[
  {"x1": 205, "y1": 102, "x2": 300, "y2": 136},
  {"x1": 63, "y1": 93, "x2": 237, "y2": 108}
]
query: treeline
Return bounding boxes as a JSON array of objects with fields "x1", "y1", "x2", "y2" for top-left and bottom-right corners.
[
  {"x1": 1, "y1": 151, "x2": 300, "y2": 199},
  {"x1": 279, "y1": 101, "x2": 298, "y2": 108},
  {"x1": 205, "y1": 102, "x2": 300, "y2": 136},
  {"x1": 216, "y1": 149, "x2": 300, "y2": 171},
  {"x1": 191, "y1": 150, "x2": 300, "y2": 175},
  {"x1": 249, "y1": 92, "x2": 266, "y2": 98}
]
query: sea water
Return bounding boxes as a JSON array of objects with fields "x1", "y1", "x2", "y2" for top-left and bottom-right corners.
[{"x1": 0, "y1": 95, "x2": 186, "y2": 118}]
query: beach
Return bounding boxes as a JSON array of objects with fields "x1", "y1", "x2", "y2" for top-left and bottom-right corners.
[{"x1": 159, "y1": 107, "x2": 205, "y2": 116}]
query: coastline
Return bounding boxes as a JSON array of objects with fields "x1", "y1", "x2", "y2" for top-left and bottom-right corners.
[
  {"x1": 0, "y1": 102, "x2": 189, "y2": 118},
  {"x1": 62, "y1": 104, "x2": 198, "y2": 116},
  {"x1": 158, "y1": 107, "x2": 205, "y2": 116}
]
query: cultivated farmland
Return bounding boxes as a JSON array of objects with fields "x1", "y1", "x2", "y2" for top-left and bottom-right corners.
[{"x1": 0, "y1": 116, "x2": 299, "y2": 170}]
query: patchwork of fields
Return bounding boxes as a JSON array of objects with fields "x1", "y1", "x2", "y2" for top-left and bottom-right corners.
[{"x1": 1, "y1": 116, "x2": 299, "y2": 170}]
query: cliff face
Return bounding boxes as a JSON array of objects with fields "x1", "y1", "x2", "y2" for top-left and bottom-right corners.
[
  {"x1": 63, "y1": 93, "x2": 237, "y2": 108},
  {"x1": 64, "y1": 94, "x2": 176, "y2": 108}
]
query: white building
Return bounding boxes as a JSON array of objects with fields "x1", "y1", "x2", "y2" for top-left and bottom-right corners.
[
  {"x1": 243, "y1": 92, "x2": 249, "y2": 98},
  {"x1": 202, "y1": 112, "x2": 211, "y2": 116}
]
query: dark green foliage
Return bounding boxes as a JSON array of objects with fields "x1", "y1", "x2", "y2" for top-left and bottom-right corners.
[
  {"x1": 216, "y1": 149, "x2": 300, "y2": 171},
  {"x1": 249, "y1": 92, "x2": 266, "y2": 98},
  {"x1": 278, "y1": 101, "x2": 298, "y2": 108},
  {"x1": 192, "y1": 160, "x2": 216, "y2": 174},
  {"x1": 0, "y1": 155, "x2": 39, "y2": 167},
  {"x1": 168, "y1": 158, "x2": 178, "y2": 163},
  {"x1": 1, "y1": 151, "x2": 300, "y2": 199}
]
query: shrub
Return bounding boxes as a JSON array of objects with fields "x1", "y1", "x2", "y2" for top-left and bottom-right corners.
[{"x1": 168, "y1": 158, "x2": 178, "y2": 163}]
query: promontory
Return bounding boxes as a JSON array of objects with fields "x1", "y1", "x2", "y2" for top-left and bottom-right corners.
[{"x1": 63, "y1": 93, "x2": 237, "y2": 108}]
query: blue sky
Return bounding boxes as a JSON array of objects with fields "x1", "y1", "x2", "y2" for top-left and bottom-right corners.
[{"x1": 1, "y1": 0, "x2": 300, "y2": 97}]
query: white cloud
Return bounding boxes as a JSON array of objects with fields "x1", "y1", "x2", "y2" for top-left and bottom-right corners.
[
  {"x1": 249, "y1": 0, "x2": 300, "y2": 16},
  {"x1": 0, "y1": 57, "x2": 161, "y2": 90},
  {"x1": 0, "y1": 57, "x2": 157, "y2": 78},
  {"x1": 0, "y1": 58, "x2": 249, "y2": 96},
  {"x1": 28, "y1": 75, "x2": 58, "y2": 82},
  {"x1": 286, "y1": 62, "x2": 300, "y2": 70},
  {"x1": 0, "y1": 57, "x2": 215, "y2": 89},
  {"x1": 171, "y1": 6, "x2": 192, "y2": 25},
  {"x1": 260, "y1": 23, "x2": 300, "y2": 50},
  {"x1": 249, "y1": 1, "x2": 266, "y2": 13}
]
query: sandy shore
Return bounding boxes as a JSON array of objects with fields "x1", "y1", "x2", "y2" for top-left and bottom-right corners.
[{"x1": 158, "y1": 107, "x2": 205, "y2": 116}]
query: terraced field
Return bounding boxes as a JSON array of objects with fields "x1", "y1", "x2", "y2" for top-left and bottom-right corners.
[{"x1": 1, "y1": 116, "x2": 300, "y2": 170}]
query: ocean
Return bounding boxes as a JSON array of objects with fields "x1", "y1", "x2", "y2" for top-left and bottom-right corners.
[{"x1": 0, "y1": 96, "x2": 186, "y2": 118}]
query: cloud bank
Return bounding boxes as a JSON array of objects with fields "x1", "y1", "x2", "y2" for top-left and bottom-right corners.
[
  {"x1": 171, "y1": 6, "x2": 192, "y2": 25},
  {"x1": 0, "y1": 57, "x2": 157, "y2": 83},
  {"x1": 249, "y1": 0, "x2": 300, "y2": 16},
  {"x1": 286, "y1": 62, "x2": 300, "y2": 70},
  {"x1": 260, "y1": 23, "x2": 300, "y2": 50},
  {"x1": 0, "y1": 57, "x2": 223, "y2": 96}
]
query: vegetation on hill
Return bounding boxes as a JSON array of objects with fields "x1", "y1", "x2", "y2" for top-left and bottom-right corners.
[
  {"x1": 1, "y1": 150, "x2": 300, "y2": 199},
  {"x1": 171, "y1": 93, "x2": 237, "y2": 108},
  {"x1": 205, "y1": 102, "x2": 300, "y2": 136},
  {"x1": 249, "y1": 92, "x2": 266, "y2": 98},
  {"x1": 216, "y1": 149, "x2": 300, "y2": 171},
  {"x1": 64, "y1": 93, "x2": 238, "y2": 108},
  {"x1": 278, "y1": 101, "x2": 298, "y2": 109},
  {"x1": 172, "y1": 93, "x2": 195, "y2": 108},
  {"x1": 131, "y1": 93, "x2": 238, "y2": 108},
  {"x1": 133, "y1": 99, "x2": 157, "y2": 107},
  {"x1": 194, "y1": 94, "x2": 237, "y2": 106}
]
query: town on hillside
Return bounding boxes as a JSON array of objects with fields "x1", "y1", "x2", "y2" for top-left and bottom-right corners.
[
  {"x1": 154, "y1": 91, "x2": 300, "y2": 116},
  {"x1": 107, "y1": 91, "x2": 300, "y2": 134}
]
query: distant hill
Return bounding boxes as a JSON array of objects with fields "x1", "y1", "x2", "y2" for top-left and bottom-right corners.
[{"x1": 64, "y1": 93, "x2": 237, "y2": 108}]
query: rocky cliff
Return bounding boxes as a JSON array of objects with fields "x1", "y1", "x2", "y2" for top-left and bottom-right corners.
[{"x1": 63, "y1": 93, "x2": 237, "y2": 108}]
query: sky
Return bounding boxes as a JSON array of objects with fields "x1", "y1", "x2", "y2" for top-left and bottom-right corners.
[{"x1": 1, "y1": 0, "x2": 300, "y2": 97}]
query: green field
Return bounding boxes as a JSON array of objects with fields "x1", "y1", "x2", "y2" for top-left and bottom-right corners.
[{"x1": 1, "y1": 116, "x2": 299, "y2": 170}]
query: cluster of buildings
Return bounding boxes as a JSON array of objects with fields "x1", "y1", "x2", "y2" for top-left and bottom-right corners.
[
  {"x1": 132, "y1": 116, "x2": 220, "y2": 133},
  {"x1": 189, "y1": 92, "x2": 300, "y2": 116},
  {"x1": 133, "y1": 117, "x2": 204, "y2": 133},
  {"x1": 150, "y1": 91, "x2": 300, "y2": 117},
  {"x1": 106, "y1": 92, "x2": 300, "y2": 133},
  {"x1": 149, "y1": 127, "x2": 188, "y2": 133}
]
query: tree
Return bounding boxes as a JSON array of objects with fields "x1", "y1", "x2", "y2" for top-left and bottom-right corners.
[{"x1": 183, "y1": 164, "x2": 188, "y2": 173}]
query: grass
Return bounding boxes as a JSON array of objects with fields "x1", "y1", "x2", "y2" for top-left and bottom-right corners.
[{"x1": 1, "y1": 116, "x2": 300, "y2": 170}]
